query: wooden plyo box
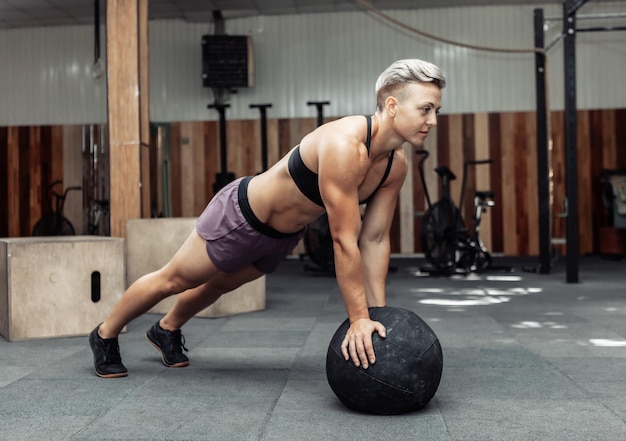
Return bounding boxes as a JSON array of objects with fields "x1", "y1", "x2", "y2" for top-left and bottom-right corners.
[
  {"x1": 0, "y1": 237, "x2": 125, "y2": 341},
  {"x1": 126, "y1": 218, "x2": 265, "y2": 318}
]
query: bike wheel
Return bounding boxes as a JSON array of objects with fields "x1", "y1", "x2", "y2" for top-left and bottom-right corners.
[
  {"x1": 32, "y1": 214, "x2": 76, "y2": 236},
  {"x1": 421, "y1": 199, "x2": 463, "y2": 273},
  {"x1": 303, "y1": 213, "x2": 335, "y2": 272}
]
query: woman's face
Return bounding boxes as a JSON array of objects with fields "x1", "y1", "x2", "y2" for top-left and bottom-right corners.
[{"x1": 389, "y1": 82, "x2": 442, "y2": 147}]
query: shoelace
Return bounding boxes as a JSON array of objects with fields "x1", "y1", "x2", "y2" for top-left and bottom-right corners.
[
  {"x1": 171, "y1": 330, "x2": 189, "y2": 354},
  {"x1": 104, "y1": 339, "x2": 122, "y2": 363}
]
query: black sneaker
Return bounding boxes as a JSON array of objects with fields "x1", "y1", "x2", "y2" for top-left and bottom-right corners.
[
  {"x1": 145, "y1": 321, "x2": 189, "y2": 368},
  {"x1": 89, "y1": 324, "x2": 128, "y2": 378}
]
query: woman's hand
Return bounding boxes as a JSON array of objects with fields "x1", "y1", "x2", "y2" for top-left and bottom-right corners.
[{"x1": 341, "y1": 317, "x2": 387, "y2": 369}]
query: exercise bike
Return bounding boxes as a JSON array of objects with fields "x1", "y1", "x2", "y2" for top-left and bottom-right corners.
[
  {"x1": 32, "y1": 180, "x2": 81, "y2": 236},
  {"x1": 416, "y1": 149, "x2": 496, "y2": 275}
]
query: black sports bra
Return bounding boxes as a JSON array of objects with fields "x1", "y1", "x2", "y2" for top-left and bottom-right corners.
[{"x1": 287, "y1": 115, "x2": 395, "y2": 207}]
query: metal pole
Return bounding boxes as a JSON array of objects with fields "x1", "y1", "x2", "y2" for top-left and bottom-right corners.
[
  {"x1": 208, "y1": 103, "x2": 235, "y2": 193},
  {"x1": 576, "y1": 26, "x2": 626, "y2": 33},
  {"x1": 545, "y1": 12, "x2": 626, "y2": 22},
  {"x1": 534, "y1": 8, "x2": 551, "y2": 274},
  {"x1": 249, "y1": 103, "x2": 272, "y2": 171},
  {"x1": 563, "y1": 0, "x2": 582, "y2": 283},
  {"x1": 307, "y1": 101, "x2": 331, "y2": 127}
]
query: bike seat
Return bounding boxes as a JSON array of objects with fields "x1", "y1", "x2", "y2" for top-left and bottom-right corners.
[
  {"x1": 435, "y1": 166, "x2": 456, "y2": 180},
  {"x1": 475, "y1": 190, "x2": 495, "y2": 200}
]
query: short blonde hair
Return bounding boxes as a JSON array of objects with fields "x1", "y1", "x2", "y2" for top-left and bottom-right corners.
[{"x1": 375, "y1": 59, "x2": 446, "y2": 111}]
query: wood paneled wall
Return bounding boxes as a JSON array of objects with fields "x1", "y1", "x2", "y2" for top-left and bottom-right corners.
[
  {"x1": 2, "y1": 109, "x2": 626, "y2": 257},
  {"x1": 163, "y1": 118, "x2": 318, "y2": 217}
]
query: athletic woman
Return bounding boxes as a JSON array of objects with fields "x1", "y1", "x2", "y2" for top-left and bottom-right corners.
[{"x1": 90, "y1": 58, "x2": 446, "y2": 378}]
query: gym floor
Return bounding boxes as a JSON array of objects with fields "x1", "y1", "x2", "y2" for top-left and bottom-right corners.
[{"x1": 1, "y1": 255, "x2": 626, "y2": 440}]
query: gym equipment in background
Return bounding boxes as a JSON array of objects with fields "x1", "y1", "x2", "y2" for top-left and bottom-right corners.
[
  {"x1": 249, "y1": 103, "x2": 272, "y2": 172},
  {"x1": 32, "y1": 180, "x2": 81, "y2": 236},
  {"x1": 416, "y1": 149, "x2": 506, "y2": 275}
]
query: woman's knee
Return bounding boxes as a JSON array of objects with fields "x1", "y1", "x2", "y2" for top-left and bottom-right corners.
[{"x1": 150, "y1": 268, "x2": 198, "y2": 297}]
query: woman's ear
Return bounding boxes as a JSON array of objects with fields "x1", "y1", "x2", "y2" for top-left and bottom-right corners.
[{"x1": 385, "y1": 96, "x2": 398, "y2": 118}]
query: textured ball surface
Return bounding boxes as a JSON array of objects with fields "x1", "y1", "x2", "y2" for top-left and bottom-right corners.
[{"x1": 326, "y1": 306, "x2": 443, "y2": 415}]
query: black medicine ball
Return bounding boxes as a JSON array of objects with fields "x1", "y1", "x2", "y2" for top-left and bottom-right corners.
[{"x1": 326, "y1": 306, "x2": 443, "y2": 415}]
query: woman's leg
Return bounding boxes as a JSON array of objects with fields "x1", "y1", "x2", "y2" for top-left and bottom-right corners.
[
  {"x1": 160, "y1": 265, "x2": 265, "y2": 331},
  {"x1": 99, "y1": 229, "x2": 219, "y2": 339}
]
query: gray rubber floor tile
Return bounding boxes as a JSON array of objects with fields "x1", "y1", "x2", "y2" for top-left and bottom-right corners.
[
  {"x1": 261, "y1": 408, "x2": 450, "y2": 441},
  {"x1": 201, "y1": 329, "x2": 311, "y2": 349},
  {"x1": 0, "y1": 416, "x2": 94, "y2": 441},
  {"x1": 72, "y1": 396, "x2": 273, "y2": 441},
  {"x1": 548, "y1": 357, "x2": 626, "y2": 381},
  {"x1": 440, "y1": 398, "x2": 626, "y2": 441},
  {"x1": 190, "y1": 346, "x2": 300, "y2": 370},
  {"x1": 0, "y1": 378, "x2": 138, "y2": 417},
  {"x1": 439, "y1": 365, "x2": 590, "y2": 400},
  {"x1": 131, "y1": 367, "x2": 290, "y2": 399}
]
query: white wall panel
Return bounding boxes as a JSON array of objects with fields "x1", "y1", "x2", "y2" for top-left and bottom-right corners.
[
  {"x1": 0, "y1": 26, "x2": 107, "y2": 125},
  {"x1": 1, "y1": 2, "x2": 625, "y2": 125}
]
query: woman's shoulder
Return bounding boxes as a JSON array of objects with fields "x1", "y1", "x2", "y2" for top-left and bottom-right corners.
[{"x1": 317, "y1": 115, "x2": 371, "y2": 146}]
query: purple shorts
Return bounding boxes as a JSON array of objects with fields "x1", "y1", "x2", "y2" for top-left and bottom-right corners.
[{"x1": 196, "y1": 176, "x2": 305, "y2": 274}]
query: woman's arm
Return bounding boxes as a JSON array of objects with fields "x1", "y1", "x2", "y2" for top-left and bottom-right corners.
[
  {"x1": 359, "y1": 148, "x2": 408, "y2": 307},
  {"x1": 317, "y1": 132, "x2": 386, "y2": 370}
]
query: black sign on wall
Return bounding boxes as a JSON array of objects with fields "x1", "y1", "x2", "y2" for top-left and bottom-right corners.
[{"x1": 202, "y1": 35, "x2": 253, "y2": 89}]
